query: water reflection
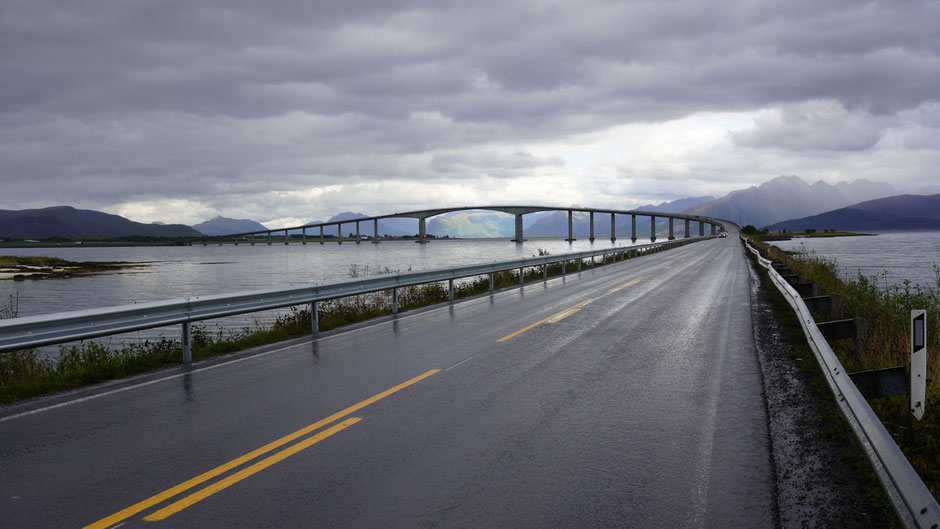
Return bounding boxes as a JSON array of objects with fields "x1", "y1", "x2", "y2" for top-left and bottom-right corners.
[{"x1": 181, "y1": 372, "x2": 194, "y2": 403}]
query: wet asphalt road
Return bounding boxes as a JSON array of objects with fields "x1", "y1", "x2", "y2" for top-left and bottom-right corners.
[{"x1": 0, "y1": 233, "x2": 776, "y2": 528}]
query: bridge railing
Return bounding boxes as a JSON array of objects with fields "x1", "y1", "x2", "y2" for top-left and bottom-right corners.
[
  {"x1": 0, "y1": 236, "x2": 714, "y2": 355},
  {"x1": 743, "y1": 236, "x2": 940, "y2": 529}
]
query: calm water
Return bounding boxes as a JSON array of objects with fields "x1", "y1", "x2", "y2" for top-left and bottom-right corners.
[
  {"x1": 1, "y1": 237, "x2": 650, "y2": 321},
  {"x1": 769, "y1": 231, "x2": 940, "y2": 289}
]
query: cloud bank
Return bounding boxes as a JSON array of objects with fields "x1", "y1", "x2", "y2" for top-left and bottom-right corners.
[{"x1": 2, "y1": 0, "x2": 938, "y2": 225}]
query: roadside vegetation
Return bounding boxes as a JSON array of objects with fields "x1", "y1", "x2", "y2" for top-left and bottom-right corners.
[
  {"x1": 744, "y1": 235, "x2": 940, "y2": 501},
  {"x1": 0, "y1": 251, "x2": 628, "y2": 404}
]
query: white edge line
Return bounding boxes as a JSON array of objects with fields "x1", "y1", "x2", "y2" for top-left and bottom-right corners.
[
  {"x1": 444, "y1": 356, "x2": 474, "y2": 371},
  {"x1": 1, "y1": 254, "x2": 658, "y2": 423}
]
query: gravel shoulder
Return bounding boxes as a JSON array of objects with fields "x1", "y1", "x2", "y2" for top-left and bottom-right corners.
[{"x1": 746, "y1": 251, "x2": 893, "y2": 528}]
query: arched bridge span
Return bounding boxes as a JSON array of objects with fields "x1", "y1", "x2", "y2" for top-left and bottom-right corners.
[{"x1": 187, "y1": 205, "x2": 726, "y2": 245}]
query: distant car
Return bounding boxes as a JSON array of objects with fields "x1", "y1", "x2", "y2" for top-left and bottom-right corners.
[{"x1": 718, "y1": 232, "x2": 728, "y2": 238}]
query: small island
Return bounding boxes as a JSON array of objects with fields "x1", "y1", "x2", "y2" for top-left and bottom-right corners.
[{"x1": 0, "y1": 256, "x2": 144, "y2": 280}]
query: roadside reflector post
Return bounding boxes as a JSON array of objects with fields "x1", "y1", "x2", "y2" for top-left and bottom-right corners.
[
  {"x1": 181, "y1": 322, "x2": 192, "y2": 363},
  {"x1": 543, "y1": 264, "x2": 547, "y2": 280},
  {"x1": 392, "y1": 288, "x2": 398, "y2": 314},
  {"x1": 911, "y1": 310, "x2": 927, "y2": 420},
  {"x1": 311, "y1": 302, "x2": 319, "y2": 333}
]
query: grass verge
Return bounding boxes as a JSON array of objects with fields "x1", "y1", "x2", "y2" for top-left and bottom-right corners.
[{"x1": 746, "y1": 236, "x2": 939, "y2": 503}]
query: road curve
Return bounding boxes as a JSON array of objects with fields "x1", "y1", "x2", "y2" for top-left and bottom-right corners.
[{"x1": 1, "y1": 232, "x2": 776, "y2": 528}]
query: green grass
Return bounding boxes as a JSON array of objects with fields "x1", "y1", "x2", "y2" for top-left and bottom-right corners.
[
  {"x1": 0, "y1": 255, "x2": 73, "y2": 267},
  {"x1": 746, "y1": 236, "x2": 940, "y2": 502}
]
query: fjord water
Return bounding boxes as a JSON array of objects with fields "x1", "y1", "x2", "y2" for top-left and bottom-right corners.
[
  {"x1": 769, "y1": 230, "x2": 940, "y2": 289},
  {"x1": 0, "y1": 237, "x2": 648, "y2": 320}
]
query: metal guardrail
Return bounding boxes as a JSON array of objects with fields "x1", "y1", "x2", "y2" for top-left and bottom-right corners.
[
  {"x1": 743, "y1": 236, "x2": 940, "y2": 529},
  {"x1": 0, "y1": 236, "x2": 712, "y2": 354}
]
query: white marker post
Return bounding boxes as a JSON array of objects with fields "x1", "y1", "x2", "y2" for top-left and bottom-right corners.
[{"x1": 911, "y1": 310, "x2": 927, "y2": 420}]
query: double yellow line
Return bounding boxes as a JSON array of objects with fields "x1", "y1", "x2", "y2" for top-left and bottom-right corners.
[{"x1": 84, "y1": 369, "x2": 440, "y2": 528}]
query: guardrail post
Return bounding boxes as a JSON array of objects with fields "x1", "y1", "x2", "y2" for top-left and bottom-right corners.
[
  {"x1": 489, "y1": 272, "x2": 494, "y2": 290},
  {"x1": 519, "y1": 267, "x2": 524, "y2": 284},
  {"x1": 448, "y1": 279, "x2": 454, "y2": 300},
  {"x1": 562, "y1": 260, "x2": 566, "y2": 274},
  {"x1": 543, "y1": 264, "x2": 548, "y2": 280},
  {"x1": 181, "y1": 322, "x2": 192, "y2": 363},
  {"x1": 578, "y1": 258, "x2": 582, "y2": 271},
  {"x1": 311, "y1": 302, "x2": 319, "y2": 333},
  {"x1": 392, "y1": 288, "x2": 398, "y2": 313}
]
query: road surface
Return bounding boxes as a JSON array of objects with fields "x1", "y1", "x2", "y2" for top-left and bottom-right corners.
[{"x1": 1, "y1": 233, "x2": 776, "y2": 528}]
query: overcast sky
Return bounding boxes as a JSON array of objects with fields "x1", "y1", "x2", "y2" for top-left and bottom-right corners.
[{"x1": 3, "y1": 0, "x2": 939, "y2": 227}]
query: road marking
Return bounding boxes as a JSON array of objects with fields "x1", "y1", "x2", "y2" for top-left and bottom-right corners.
[
  {"x1": 664, "y1": 265, "x2": 671, "y2": 269},
  {"x1": 606, "y1": 277, "x2": 643, "y2": 294},
  {"x1": 548, "y1": 308, "x2": 581, "y2": 323},
  {"x1": 445, "y1": 356, "x2": 474, "y2": 371},
  {"x1": 82, "y1": 369, "x2": 439, "y2": 529},
  {"x1": 144, "y1": 418, "x2": 361, "y2": 521},
  {"x1": 497, "y1": 299, "x2": 593, "y2": 342}
]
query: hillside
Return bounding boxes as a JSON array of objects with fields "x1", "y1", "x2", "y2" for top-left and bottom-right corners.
[
  {"x1": 192, "y1": 216, "x2": 268, "y2": 236},
  {"x1": 765, "y1": 194, "x2": 940, "y2": 232},
  {"x1": 0, "y1": 206, "x2": 202, "y2": 239},
  {"x1": 684, "y1": 175, "x2": 895, "y2": 228}
]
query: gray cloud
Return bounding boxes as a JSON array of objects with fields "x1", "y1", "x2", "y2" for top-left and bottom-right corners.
[{"x1": 2, "y1": 0, "x2": 939, "y2": 222}]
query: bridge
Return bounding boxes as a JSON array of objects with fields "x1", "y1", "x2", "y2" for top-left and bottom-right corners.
[
  {"x1": 1, "y1": 210, "x2": 937, "y2": 528},
  {"x1": 183, "y1": 205, "x2": 721, "y2": 245}
]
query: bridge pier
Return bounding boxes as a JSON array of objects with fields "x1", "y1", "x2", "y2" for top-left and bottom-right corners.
[
  {"x1": 711, "y1": 224, "x2": 717, "y2": 235},
  {"x1": 372, "y1": 219, "x2": 380, "y2": 243},
  {"x1": 699, "y1": 221, "x2": 704, "y2": 237},
  {"x1": 356, "y1": 221, "x2": 361, "y2": 244},
  {"x1": 302, "y1": 227, "x2": 306, "y2": 245},
  {"x1": 320, "y1": 225, "x2": 324, "y2": 244},
  {"x1": 284, "y1": 229, "x2": 289, "y2": 245},
  {"x1": 337, "y1": 223, "x2": 343, "y2": 244},
  {"x1": 650, "y1": 215, "x2": 657, "y2": 242},
  {"x1": 417, "y1": 218, "x2": 428, "y2": 243},
  {"x1": 684, "y1": 219, "x2": 690, "y2": 238},
  {"x1": 631, "y1": 214, "x2": 637, "y2": 243},
  {"x1": 565, "y1": 210, "x2": 575, "y2": 242},
  {"x1": 512, "y1": 214, "x2": 526, "y2": 243},
  {"x1": 610, "y1": 213, "x2": 616, "y2": 242},
  {"x1": 589, "y1": 212, "x2": 595, "y2": 242},
  {"x1": 267, "y1": 231, "x2": 272, "y2": 245},
  {"x1": 668, "y1": 218, "x2": 675, "y2": 240}
]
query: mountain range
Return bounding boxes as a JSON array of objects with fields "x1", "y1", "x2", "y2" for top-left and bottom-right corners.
[
  {"x1": 0, "y1": 206, "x2": 201, "y2": 239},
  {"x1": 1, "y1": 177, "x2": 921, "y2": 240},
  {"x1": 684, "y1": 175, "x2": 896, "y2": 228},
  {"x1": 764, "y1": 194, "x2": 940, "y2": 232}
]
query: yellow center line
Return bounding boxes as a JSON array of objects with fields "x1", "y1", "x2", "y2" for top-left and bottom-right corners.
[
  {"x1": 606, "y1": 277, "x2": 643, "y2": 293},
  {"x1": 83, "y1": 369, "x2": 440, "y2": 529},
  {"x1": 144, "y1": 418, "x2": 361, "y2": 521},
  {"x1": 497, "y1": 299, "x2": 593, "y2": 342}
]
